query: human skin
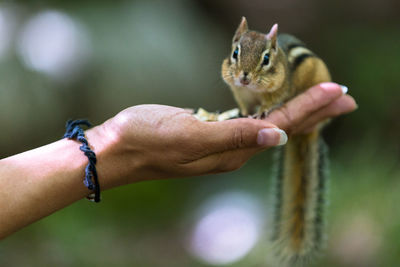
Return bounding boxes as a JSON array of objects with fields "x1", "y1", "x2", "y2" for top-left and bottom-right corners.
[{"x1": 0, "y1": 82, "x2": 356, "y2": 239}]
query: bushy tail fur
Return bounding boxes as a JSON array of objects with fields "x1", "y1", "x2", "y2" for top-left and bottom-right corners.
[{"x1": 272, "y1": 129, "x2": 328, "y2": 266}]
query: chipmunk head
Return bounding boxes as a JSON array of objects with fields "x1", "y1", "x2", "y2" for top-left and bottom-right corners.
[{"x1": 222, "y1": 17, "x2": 287, "y2": 93}]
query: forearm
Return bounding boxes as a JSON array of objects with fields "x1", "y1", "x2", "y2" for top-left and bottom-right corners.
[{"x1": 0, "y1": 125, "x2": 124, "y2": 239}]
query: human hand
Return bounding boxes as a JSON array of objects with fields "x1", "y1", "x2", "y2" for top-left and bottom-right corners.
[
  {"x1": 89, "y1": 82, "x2": 356, "y2": 189},
  {"x1": 90, "y1": 105, "x2": 285, "y2": 189}
]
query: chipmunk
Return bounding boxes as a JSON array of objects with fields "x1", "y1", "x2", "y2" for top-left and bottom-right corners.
[{"x1": 221, "y1": 17, "x2": 331, "y2": 265}]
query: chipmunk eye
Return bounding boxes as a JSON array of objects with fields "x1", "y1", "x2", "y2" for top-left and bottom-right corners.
[
  {"x1": 262, "y1": 53, "x2": 270, "y2": 66},
  {"x1": 232, "y1": 47, "x2": 239, "y2": 60}
]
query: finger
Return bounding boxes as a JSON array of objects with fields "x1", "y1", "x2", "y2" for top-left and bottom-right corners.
[
  {"x1": 266, "y1": 82, "x2": 346, "y2": 133},
  {"x1": 197, "y1": 118, "x2": 287, "y2": 153},
  {"x1": 179, "y1": 146, "x2": 261, "y2": 176},
  {"x1": 293, "y1": 94, "x2": 357, "y2": 134}
]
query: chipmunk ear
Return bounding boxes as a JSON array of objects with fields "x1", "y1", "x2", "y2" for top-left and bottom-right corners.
[
  {"x1": 266, "y1": 23, "x2": 278, "y2": 51},
  {"x1": 233, "y1": 17, "x2": 248, "y2": 43}
]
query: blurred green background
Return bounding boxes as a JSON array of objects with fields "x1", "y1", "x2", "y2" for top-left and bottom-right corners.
[{"x1": 1, "y1": 0, "x2": 399, "y2": 266}]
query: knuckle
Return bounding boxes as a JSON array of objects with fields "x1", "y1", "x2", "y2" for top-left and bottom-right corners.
[
  {"x1": 278, "y1": 104, "x2": 294, "y2": 126},
  {"x1": 303, "y1": 90, "x2": 318, "y2": 109},
  {"x1": 231, "y1": 127, "x2": 246, "y2": 149}
]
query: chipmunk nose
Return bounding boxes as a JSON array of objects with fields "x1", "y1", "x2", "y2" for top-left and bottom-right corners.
[{"x1": 240, "y1": 72, "x2": 250, "y2": 85}]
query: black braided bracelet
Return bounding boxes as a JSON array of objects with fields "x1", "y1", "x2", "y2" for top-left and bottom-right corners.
[{"x1": 63, "y1": 119, "x2": 101, "y2": 202}]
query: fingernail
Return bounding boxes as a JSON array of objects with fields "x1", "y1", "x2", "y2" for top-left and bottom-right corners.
[
  {"x1": 340, "y1": 85, "x2": 348, "y2": 94},
  {"x1": 257, "y1": 128, "x2": 288, "y2": 147},
  {"x1": 319, "y1": 82, "x2": 340, "y2": 92}
]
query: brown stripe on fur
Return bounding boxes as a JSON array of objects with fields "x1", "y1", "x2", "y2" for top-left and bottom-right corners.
[{"x1": 289, "y1": 134, "x2": 310, "y2": 251}]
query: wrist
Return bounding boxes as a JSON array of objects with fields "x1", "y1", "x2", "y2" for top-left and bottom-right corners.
[{"x1": 85, "y1": 120, "x2": 143, "y2": 191}]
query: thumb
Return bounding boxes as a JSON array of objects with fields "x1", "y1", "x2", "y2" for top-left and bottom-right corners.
[{"x1": 199, "y1": 118, "x2": 287, "y2": 153}]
